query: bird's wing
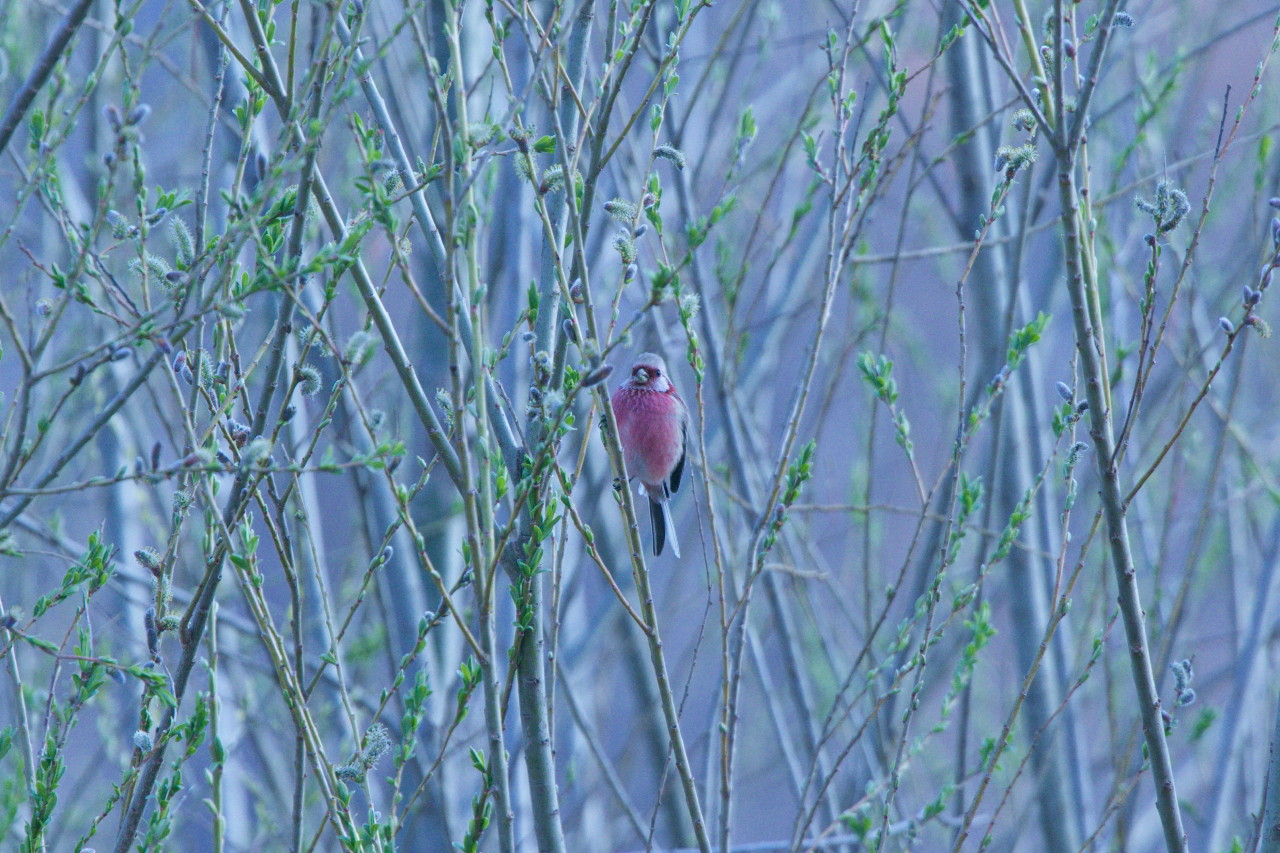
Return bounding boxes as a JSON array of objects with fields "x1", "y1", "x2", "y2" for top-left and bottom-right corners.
[{"x1": 669, "y1": 420, "x2": 687, "y2": 494}]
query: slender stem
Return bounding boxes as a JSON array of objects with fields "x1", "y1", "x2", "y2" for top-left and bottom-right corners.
[
  {"x1": 1056, "y1": 158, "x2": 1187, "y2": 852},
  {"x1": 0, "y1": 0, "x2": 97, "y2": 158}
]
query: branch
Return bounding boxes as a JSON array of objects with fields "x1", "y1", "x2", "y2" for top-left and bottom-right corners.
[{"x1": 0, "y1": 0, "x2": 97, "y2": 159}]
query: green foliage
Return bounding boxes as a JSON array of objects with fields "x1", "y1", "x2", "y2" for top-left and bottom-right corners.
[{"x1": 1006, "y1": 312, "x2": 1050, "y2": 371}]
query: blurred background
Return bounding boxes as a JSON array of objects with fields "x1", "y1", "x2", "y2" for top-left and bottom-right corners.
[{"x1": 2, "y1": 0, "x2": 1280, "y2": 851}]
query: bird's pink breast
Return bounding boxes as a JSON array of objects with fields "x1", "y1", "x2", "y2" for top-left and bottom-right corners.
[{"x1": 613, "y1": 387, "x2": 683, "y2": 490}]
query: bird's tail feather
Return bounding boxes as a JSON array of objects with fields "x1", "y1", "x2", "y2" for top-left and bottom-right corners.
[
  {"x1": 649, "y1": 498, "x2": 665, "y2": 556},
  {"x1": 650, "y1": 498, "x2": 680, "y2": 559}
]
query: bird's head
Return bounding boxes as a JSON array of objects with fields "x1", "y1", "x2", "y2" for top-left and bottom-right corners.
[{"x1": 629, "y1": 353, "x2": 672, "y2": 393}]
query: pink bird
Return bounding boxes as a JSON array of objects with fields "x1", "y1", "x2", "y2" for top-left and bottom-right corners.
[{"x1": 611, "y1": 353, "x2": 689, "y2": 558}]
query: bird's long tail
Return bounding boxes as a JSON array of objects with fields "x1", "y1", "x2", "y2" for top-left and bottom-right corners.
[{"x1": 649, "y1": 497, "x2": 680, "y2": 559}]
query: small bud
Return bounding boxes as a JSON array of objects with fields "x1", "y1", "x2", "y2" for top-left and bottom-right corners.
[
  {"x1": 106, "y1": 209, "x2": 132, "y2": 239},
  {"x1": 256, "y1": 151, "x2": 269, "y2": 183},
  {"x1": 539, "y1": 164, "x2": 566, "y2": 195},
  {"x1": 132, "y1": 730, "x2": 153, "y2": 753},
  {"x1": 112, "y1": 346, "x2": 133, "y2": 362},
  {"x1": 335, "y1": 762, "x2": 364, "y2": 784},
  {"x1": 240, "y1": 436, "x2": 272, "y2": 468},
  {"x1": 680, "y1": 293, "x2": 701, "y2": 318},
  {"x1": 1012, "y1": 109, "x2": 1037, "y2": 132},
  {"x1": 1143, "y1": 233, "x2": 1156, "y2": 247},
  {"x1": 613, "y1": 232, "x2": 637, "y2": 264},
  {"x1": 1137, "y1": 180, "x2": 1190, "y2": 234},
  {"x1": 381, "y1": 546, "x2": 394, "y2": 564},
  {"x1": 1171, "y1": 660, "x2": 1188, "y2": 690},
  {"x1": 296, "y1": 363, "x2": 322, "y2": 396},
  {"x1": 104, "y1": 104, "x2": 123, "y2": 132},
  {"x1": 226, "y1": 419, "x2": 251, "y2": 447},
  {"x1": 170, "y1": 216, "x2": 194, "y2": 266},
  {"x1": 1076, "y1": 400, "x2": 1089, "y2": 414},
  {"x1": 1055, "y1": 381, "x2": 1073, "y2": 403},
  {"x1": 1270, "y1": 197, "x2": 1280, "y2": 210},
  {"x1": 280, "y1": 405, "x2": 296, "y2": 423},
  {"x1": 1219, "y1": 317, "x2": 1234, "y2": 334},
  {"x1": 144, "y1": 607, "x2": 159, "y2": 656},
  {"x1": 654, "y1": 145, "x2": 686, "y2": 169},
  {"x1": 126, "y1": 104, "x2": 151, "y2": 126},
  {"x1": 103, "y1": 151, "x2": 116, "y2": 167},
  {"x1": 134, "y1": 548, "x2": 162, "y2": 576},
  {"x1": 343, "y1": 330, "x2": 377, "y2": 367},
  {"x1": 151, "y1": 441, "x2": 162, "y2": 470},
  {"x1": 1062, "y1": 40, "x2": 1076, "y2": 59},
  {"x1": 603, "y1": 198, "x2": 639, "y2": 222},
  {"x1": 581, "y1": 364, "x2": 614, "y2": 388},
  {"x1": 994, "y1": 143, "x2": 1037, "y2": 177},
  {"x1": 562, "y1": 318, "x2": 578, "y2": 344}
]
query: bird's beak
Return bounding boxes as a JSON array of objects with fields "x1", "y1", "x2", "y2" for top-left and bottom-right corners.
[{"x1": 634, "y1": 368, "x2": 649, "y2": 384}]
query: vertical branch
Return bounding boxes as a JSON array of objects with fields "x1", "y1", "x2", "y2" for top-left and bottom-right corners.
[
  {"x1": 1055, "y1": 160, "x2": 1187, "y2": 852},
  {"x1": 595, "y1": 384, "x2": 713, "y2": 853},
  {"x1": 441, "y1": 4, "x2": 520, "y2": 849},
  {"x1": 1261, "y1": 699, "x2": 1280, "y2": 851},
  {"x1": 0, "y1": 0, "x2": 97, "y2": 158},
  {"x1": 111, "y1": 16, "x2": 333, "y2": 849},
  {"x1": 945, "y1": 5, "x2": 1084, "y2": 847}
]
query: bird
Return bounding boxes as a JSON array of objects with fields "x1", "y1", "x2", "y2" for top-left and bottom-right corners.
[{"x1": 610, "y1": 352, "x2": 688, "y2": 558}]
